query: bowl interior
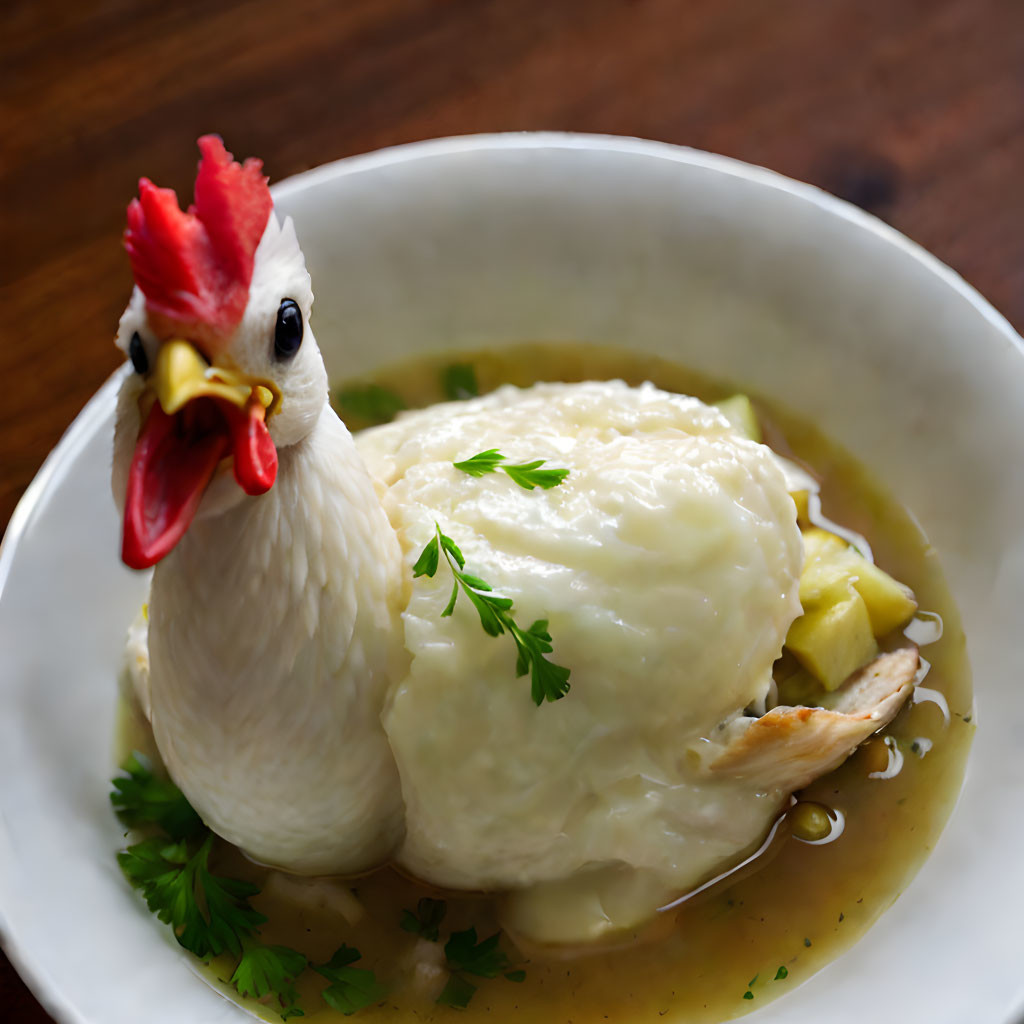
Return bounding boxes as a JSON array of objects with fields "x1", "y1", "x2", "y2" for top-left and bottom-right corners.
[{"x1": 2, "y1": 134, "x2": 1023, "y2": 1024}]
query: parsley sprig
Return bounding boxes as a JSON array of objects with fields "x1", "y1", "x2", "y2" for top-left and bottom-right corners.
[
  {"x1": 231, "y1": 943, "x2": 308, "y2": 1019},
  {"x1": 110, "y1": 750, "x2": 204, "y2": 840},
  {"x1": 117, "y1": 833, "x2": 265, "y2": 958},
  {"x1": 400, "y1": 897, "x2": 448, "y2": 942},
  {"x1": 398, "y1": 898, "x2": 527, "y2": 1008},
  {"x1": 437, "y1": 928, "x2": 525, "y2": 1009},
  {"x1": 111, "y1": 755, "x2": 385, "y2": 1019},
  {"x1": 454, "y1": 448, "x2": 570, "y2": 490},
  {"x1": 413, "y1": 524, "x2": 571, "y2": 704},
  {"x1": 314, "y1": 945, "x2": 389, "y2": 1015}
]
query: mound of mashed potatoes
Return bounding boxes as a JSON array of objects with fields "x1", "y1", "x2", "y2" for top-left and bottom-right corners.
[{"x1": 356, "y1": 381, "x2": 804, "y2": 941}]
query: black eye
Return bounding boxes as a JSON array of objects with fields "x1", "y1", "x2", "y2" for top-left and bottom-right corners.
[
  {"x1": 129, "y1": 332, "x2": 149, "y2": 375},
  {"x1": 274, "y1": 299, "x2": 303, "y2": 361}
]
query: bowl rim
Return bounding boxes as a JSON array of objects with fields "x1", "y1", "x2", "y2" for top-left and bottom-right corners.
[
  {"x1": 272, "y1": 131, "x2": 1020, "y2": 350},
  {"x1": 2, "y1": 130, "x2": 1022, "y2": 1024}
]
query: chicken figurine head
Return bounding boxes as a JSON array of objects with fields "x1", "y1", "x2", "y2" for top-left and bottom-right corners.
[
  {"x1": 112, "y1": 137, "x2": 920, "y2": 950},
  {"x1": 113, "y1": 135, "x2": 326, "y2": 568}
]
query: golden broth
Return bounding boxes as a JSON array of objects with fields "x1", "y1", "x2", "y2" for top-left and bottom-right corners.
[{"x1": 118, "y1": 342, "x2": 973, "y2": 1023}]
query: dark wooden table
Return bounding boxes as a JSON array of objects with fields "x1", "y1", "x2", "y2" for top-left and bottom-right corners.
[{"x1": 2, "y1": 0, "x2": 1022, "y2": 1018}]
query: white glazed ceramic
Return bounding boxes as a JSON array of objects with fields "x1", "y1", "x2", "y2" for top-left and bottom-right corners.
[{"x1": 1, "y1": 134, "x2": 1022, "y2": 1024}]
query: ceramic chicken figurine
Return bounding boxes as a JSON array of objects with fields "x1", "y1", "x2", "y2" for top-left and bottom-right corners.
[{"x1": 113, "y1": 137, "x2": 917, "y2": 945}]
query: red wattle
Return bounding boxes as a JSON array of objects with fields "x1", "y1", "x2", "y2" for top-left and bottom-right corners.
[
  {"x1": 229, "y1": 403, "x2": 278, "y2": 495},
  {"x1": 121, "y1": 403, "x2": 230, "y2": 570}
]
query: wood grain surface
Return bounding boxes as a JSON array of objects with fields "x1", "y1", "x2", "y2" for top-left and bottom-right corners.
[{"x1": 1, "y1": 0, "x2": 1022, "y2": 1019}]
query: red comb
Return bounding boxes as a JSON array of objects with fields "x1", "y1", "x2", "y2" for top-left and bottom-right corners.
[{"x1": 124, "y1": 135, "x2": 272, "y2": 348}]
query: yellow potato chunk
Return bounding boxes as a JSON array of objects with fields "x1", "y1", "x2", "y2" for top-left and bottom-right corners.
[
  {"x1": 802, "y1": 525, "x2": 847, "y2": 562},
  {"x1": 801, "y1": 528, "x2": 917, "y2": 636},
  {"x1": 713, "y1": 394, "x2": 762, "y2": 442},
  {"x1": 799, "y1": 532, "x2": 852, "y2": 607},
  {"x1": 785, "y1": 527, "x2": 917, "y2": 692},
  {"x1": 786, "y1": 588, "x2": 878, "y2": 691},
  {"x1": 847, "y1": 559, "x2": 918, "y2": 636}
]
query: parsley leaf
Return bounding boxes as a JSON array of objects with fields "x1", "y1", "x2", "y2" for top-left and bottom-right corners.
[
  {"x1": 437, "y1": 972, "x2": 478, "y2": 1009},
  {"x1": 110, "y1": 751, "x2": 204, "y2": 840},
  {"x1": 118, "y1": 833, "x2": 265, "y2": 959},
  {"x1": 400, "y1": 898, "x2": 447, "y2": 942},
  {"x1": 437, "y1": 928, "x2": 525, "y2": 1008},
  {"x1": 442, "y1": 363, "x2": 479, "y2": 401},
  {"x1": 502, "y1": 460, "x2": 570, "y2": 491},
  {"x1": 231, "y1": 943, "x2": 308, "y2": 1018},
  {"x1": 510, "y1": 619, "x2": 572, "y2": 705},
  {"x1": 198, "y1": 856, "x2": 266, "y2": 958},
  {"x1": 439, "y1": 531, "x2": 465, "y2": 568},
  {"x1": 412, "y1": 536, "x2": 439, "y2": 578},
  {"x1": 313, "y1": 945, "x2": 387, "y2": 1015},
  {"x1": 774, "y1": 965, "x2": 789, "y2": 980},
  {"x1": 334, "y1": 384, "x2": 407, "y2": 425},
  {"x1": 454, "y1": 449, "x2": 569, "y2": 490},
  {"x1": 414, "y1": 524, "x2": 571, "y2": 704},
  {"x1": 111, "y1": 764, "x2": 322, "y2": 1019},
  {"x1": 444, "y1": 927, "x2": 511, "y2": 978},
  {"x1": 117, "y1": 836, "x2": 187, "y2": 889},
  {"x1": 454, "y1": 448, "x2": 506, "y2": 477},
  {"x1": 113, "y1": 760, "x2": 262, "y2": 959}
]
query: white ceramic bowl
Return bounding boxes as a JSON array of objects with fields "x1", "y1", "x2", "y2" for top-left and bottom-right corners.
[{"x1": 2, "y1": 133, "x2": 1023, "y2": 1024}]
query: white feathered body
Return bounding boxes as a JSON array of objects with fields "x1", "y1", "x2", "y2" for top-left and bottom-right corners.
[{"x1": 146, "y1": 408, "x2": 408, "y2": 874}]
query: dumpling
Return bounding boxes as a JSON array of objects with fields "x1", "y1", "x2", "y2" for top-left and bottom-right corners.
[{"x1": 358, "y1": 381, "x2": 804, "y2": 937}]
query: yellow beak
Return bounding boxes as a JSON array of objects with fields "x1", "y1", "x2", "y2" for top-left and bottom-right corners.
[{"x1": 148, "y1": 338, "x2": 278, "y2": 416}]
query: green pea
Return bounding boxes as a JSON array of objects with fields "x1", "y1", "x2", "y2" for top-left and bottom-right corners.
[{"x1": 790, "y1": 801, "x2": 833, "y2": 842}]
